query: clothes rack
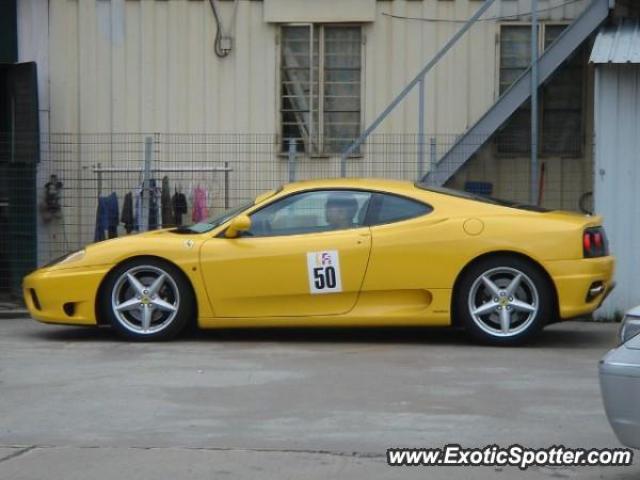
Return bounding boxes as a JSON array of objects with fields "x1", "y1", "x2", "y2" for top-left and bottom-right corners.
[{"x1": 93, "y1": 138, "x2": 233, "y2": 232}]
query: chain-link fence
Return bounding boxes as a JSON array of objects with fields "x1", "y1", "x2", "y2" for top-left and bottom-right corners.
[{"x1": 0, "y1": 131, "x2": 593, "y2": 299}]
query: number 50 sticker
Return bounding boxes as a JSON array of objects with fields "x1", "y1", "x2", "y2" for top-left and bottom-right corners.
[{"x1": 307, "y1": 251, "x2": 342, "y2": 294}]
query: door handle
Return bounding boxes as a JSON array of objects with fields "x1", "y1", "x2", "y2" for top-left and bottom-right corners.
[{"x1": 356, "y1": 232, "x2": 370, "y2": 245}]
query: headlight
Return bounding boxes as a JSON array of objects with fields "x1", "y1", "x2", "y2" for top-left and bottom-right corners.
[
  {"x1": 619, "y1": 315, "x2": 640, "y2": 345},
  {"x1": 43, "y1": 249, "x2": 86, "y2": 268}
]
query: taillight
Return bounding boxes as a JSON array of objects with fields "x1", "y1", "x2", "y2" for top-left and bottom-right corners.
[{"x1": 583, "y1": 227, "x2": 609, "y2": 258}]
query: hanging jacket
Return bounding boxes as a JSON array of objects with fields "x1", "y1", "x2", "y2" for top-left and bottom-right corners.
[
  {"x1": 95, "y1": 192, "x2": 119, "y2": 242},
  {"x1": 148, "y1": 179, "x2": 159, "y2": 230},
  {"x1": 161, "y1": 176, "x2": 175, "y2": 227},
  {"x1": 192, "y1": 186, "x2": 209, "y2": 223},
  {"x1": 121, "y1": 191, "x2": 134, "y2": 234},
  {"x1": 133, "y1": 187, "x2": 141, "y2": 232},
  {"x1": 172, "y1": 191, "x2": 188, "y2": 226}
]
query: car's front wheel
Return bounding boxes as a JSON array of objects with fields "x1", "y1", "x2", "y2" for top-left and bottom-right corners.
[
  {"x1": 100, "y1": 258, "x2": 195, "y2": 341},
  {"x1": 455, "y1": 256, "x2": 554, "y2": 346}
]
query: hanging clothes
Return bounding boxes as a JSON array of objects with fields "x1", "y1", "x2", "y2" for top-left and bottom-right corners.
[
  {"x1": 192, "y1": 185, "x2": 209, "y2": 223},
  {"x1": 172, "y1": 189, "x2": 188, "y2": 226},
  {"x1": 42, "y1": 174, "x2": 63, "y2": 222},
  {"x1": 133, "y1": 187, "x2": 142, "y2": 232},
  {"x1": 106, "y1": 192, "x2": 119, "y2": 239},
  {"x1": 94, "y1": 192, "x2": 119, "y2": 242},
  {"x1": 130, "y1": 182, "x2": 161, "y2": 231},
  {"x1": 161, "y1": 176, "x2": 175, "y2": 227},
  {"x1": 121, "y1": 191, "x2": 134, "y2": 234},
  {"x1": 148, "y1": 179, "x2": 160, "y2": 230}
]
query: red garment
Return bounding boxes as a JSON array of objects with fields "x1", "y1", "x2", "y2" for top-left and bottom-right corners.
[{"x1": 192, "y1": 186, "x2": 209, "y2": 222}]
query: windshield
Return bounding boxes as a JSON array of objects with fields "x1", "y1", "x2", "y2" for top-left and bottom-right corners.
[
  {"x1": 180, "y1": 202, "x2": 254, "y2": 233},
  {"x1": 176, "y1": 188, "x2": 281, "y2": 233}
]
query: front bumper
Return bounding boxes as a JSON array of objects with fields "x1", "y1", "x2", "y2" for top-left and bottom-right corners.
[
  {"x1": 543, "y1": 256, "x2": 615, "y2": 319},
  {"x1": 22, "y1": 265, "x2": 110, "y2": 325},
  {"x1": 600, "y1": 345, "x2": 640, "y2": 449}
]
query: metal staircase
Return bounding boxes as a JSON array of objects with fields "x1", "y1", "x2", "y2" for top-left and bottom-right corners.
[{"x1": 421, "y1": 0, "x2": 611, "y2": 186}]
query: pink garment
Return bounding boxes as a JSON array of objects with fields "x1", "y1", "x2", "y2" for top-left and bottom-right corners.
[{"x1": 192, "y1": 186, "x2": 209, "y2": 222}]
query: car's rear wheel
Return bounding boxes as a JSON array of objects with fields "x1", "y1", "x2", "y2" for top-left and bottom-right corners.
[
  {"x1": 455, "y1": 256, "x2": 553, "y2": 346},
  {"x1": 100, "y1": 258, "x2": 194, "y2": 341}
]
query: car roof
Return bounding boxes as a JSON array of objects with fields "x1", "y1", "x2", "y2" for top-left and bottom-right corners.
[{"x1": 280, "y1": 178, "x2": 418, "y2": 195}]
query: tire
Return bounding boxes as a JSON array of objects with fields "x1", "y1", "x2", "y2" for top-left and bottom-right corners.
[
  {"x1": 99, "y1": 258, "x2": 195, "y2": 341},
  {"x1": 454, "y1": 256, "x2": 554, "y2": 346}
]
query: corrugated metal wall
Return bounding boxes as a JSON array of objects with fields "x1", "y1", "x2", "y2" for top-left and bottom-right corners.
[
  {"x1": 49, "y1": 0, "x2": 277, "y2": 133},
  {"x1": 44, "y1": 0, "x2": 594, "y2": 214},
  {"x1": 46, "y1": 0, "x2": 590, "y2": 136},
  {"x1": 594, "y1": 64, "x2": 640, "y2": 318}
]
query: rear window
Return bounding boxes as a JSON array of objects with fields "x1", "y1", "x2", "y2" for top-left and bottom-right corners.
[
  {"x1": 368, "y1": 193, "x2": 432, "y2": 225},
  {"x1": 415, "y1": 184, "x2": 550, "y2": 212}
]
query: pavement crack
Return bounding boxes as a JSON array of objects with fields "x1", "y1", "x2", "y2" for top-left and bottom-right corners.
[
  {"x1": 0, "y1": 446, "x2": 37, "y2": 464},
  {"x1": 0, "y1": 444, "x2": 385, "y2": 460},
  {"x1": 179, "y1": 447, "x2": 386, "y2": 459}
]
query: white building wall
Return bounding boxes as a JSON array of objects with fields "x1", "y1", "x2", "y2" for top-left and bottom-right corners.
[
  {"x1": 594, "y1": 64, "x2": 640, "y2": 318},
  {"x1": 43, "y1": 0, "x2": 589, "y2": 136}
]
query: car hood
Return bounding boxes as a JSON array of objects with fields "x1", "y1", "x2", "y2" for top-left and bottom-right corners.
[
  {"x1": 626, "y1": 305, "x2": 640, "y2": 318},
  {"x1": 45, "y1": 228, "x2": 205, "y2": 272},
  {"x1": 91, "y1": 227, "x2": 200, "y2": 244}
]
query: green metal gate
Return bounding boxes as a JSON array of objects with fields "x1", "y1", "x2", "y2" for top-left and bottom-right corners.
[{"x1": 0, "y1": 62, "x2": 39, "y2": 298}]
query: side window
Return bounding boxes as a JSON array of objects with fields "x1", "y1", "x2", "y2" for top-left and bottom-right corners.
[
  {"x1": 248, "y1": 190, "x2": 371, "y2": 237},
  {"x1": 368, "y1": 193, "x2": 432, "y2": 226}
]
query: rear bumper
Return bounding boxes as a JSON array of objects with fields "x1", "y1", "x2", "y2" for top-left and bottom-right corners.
[
  {"x1": 543, "y1": 256, "x2": 615, "y2": 319},
  {"x1": 22, "y1": 265, "x2": 109, "y2": 325}
]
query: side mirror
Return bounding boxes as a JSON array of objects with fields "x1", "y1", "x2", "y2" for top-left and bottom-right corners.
[{"x1": 225, "y1": 214, "x2": 252, "y2": 238}]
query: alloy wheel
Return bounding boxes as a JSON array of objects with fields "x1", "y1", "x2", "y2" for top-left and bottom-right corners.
[
  {"x1": 110, "y1": 265, "x2": 180, "y2": 335},
  {"x1": 467, "y1": 266, "x2": 539, "y2": 338}
]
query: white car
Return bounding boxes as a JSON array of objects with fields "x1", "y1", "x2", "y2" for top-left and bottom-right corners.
[{"x1": 600, "y1": 306, "x2": 640, "y2": 448}]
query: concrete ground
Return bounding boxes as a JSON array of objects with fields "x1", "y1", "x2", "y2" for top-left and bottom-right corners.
[{"x1": 0, "y1": 318, "x2": 637, "y2": 479}]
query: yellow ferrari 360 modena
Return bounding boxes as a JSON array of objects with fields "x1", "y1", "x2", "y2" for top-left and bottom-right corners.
[{"x1": 23, "y1": 179, "x2": 615, "y2": 345}]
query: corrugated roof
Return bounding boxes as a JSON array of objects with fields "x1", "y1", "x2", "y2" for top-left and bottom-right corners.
[{"x1": 590, "y1": 19, "x2": 640, "y2": 64}]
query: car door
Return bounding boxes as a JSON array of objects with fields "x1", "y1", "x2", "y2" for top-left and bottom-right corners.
[
  {"x1": 199, "y1": 190, "x2": 372, "y2": 318},
  {"x1": 360, "y1": 192, "x2": 441, "y2": 293}
]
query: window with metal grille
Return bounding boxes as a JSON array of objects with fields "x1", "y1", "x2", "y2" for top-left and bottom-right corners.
[
  {"x1": 497, "y1": 26, "x2": 532, "y2": 155},
  {"x1": 496, "y1": 24, "x2": 585, "y2": 156},
  {"x1": 280, "y1": 25, "x2": 362, "y2": 155},
  {"x1": 541, "y1": 25, "x2": 584, "y2": 155}
]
